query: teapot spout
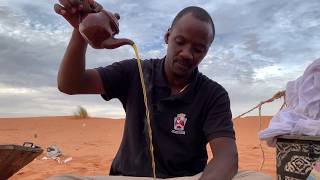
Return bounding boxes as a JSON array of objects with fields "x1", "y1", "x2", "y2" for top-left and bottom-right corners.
[{"x1": 101, "y1": 37, "x2": 134, "y2": 49}]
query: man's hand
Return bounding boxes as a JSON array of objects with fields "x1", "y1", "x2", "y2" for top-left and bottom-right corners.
[{"x1": 54, "y1": 0, "x2": 103, "y2": 29}]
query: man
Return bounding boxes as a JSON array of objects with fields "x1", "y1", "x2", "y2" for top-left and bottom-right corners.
[{"x1": 54, "y1": 0, "x2": 271, "y2": 179}]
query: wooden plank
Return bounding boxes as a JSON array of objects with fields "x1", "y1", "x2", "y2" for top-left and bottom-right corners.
[{"x1": 0, "y1": 144, "x2": 43, "y2": 180}]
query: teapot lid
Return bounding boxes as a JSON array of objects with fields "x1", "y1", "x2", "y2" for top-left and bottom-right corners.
[{"x1": 101, "y1": 10, "x2": 120, "y2": 34}]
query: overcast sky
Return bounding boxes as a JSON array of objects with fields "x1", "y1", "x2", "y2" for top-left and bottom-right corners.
[{"x1": 0, "y1": 0, "x2": 319, "y2": 118}]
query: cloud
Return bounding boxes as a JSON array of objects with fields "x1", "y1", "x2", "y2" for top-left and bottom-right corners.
[{"x1": 0, "y1": 0, "x2": 319, "y2": 118}]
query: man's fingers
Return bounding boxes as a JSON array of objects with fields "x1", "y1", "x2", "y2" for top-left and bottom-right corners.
[
  {"x1": 93, "y1": 2, "x2": 103, "y2": 12},
  {"x1": 79, "y1": 0, "x2": 92, "y2": 13},
  {"x1": 87, "y1": 0, "x2": 102, "y2": 12},
  {"x1": 58, "y1": 0, "x2": 71, "y2": 10},
  {"x1": 88, "y1": 0, "x2": 95, "y2": 6},
  {"x1": 68, "y1": 0, "x2": 84, "y2": 10},
  {"x1": 54, "y1": 3, "x2": 67, "y2": 15},
  {"x1": 59, "y1": 0, "x2": 79, "y2": 13},
  {"x1": 55, "y1": 0, "x2": 102, "y2": 15},
  {"x1": 68, "y1": 0, "x2": 82, "y2": 6}
]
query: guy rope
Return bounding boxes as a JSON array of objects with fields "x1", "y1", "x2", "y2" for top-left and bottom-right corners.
[{"x1": 233, "y1": 90, "x2": 286, "y2": 171}]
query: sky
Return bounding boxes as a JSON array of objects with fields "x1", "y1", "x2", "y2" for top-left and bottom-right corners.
[{"x1": 0, "y1": 0, "x2": 319, "y2": 118}]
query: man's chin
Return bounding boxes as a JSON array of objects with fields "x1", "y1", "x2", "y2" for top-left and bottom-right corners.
[{"x1": 173, "y1": 70, "x2": 190, "y2": 79}]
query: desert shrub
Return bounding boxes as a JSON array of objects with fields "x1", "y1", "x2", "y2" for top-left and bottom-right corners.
[{"x1": 74, "y1": 106, "x2": 89, "y2": 118}]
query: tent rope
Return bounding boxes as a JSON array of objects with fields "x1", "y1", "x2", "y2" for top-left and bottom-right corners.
[{"x1": 233, "y1": 90, "x2": 286, "y2": 171}]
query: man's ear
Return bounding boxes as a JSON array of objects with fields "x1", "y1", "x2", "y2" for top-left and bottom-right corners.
[{"x1": 164, "y1": 28, "x2": 171, "y2": 44}]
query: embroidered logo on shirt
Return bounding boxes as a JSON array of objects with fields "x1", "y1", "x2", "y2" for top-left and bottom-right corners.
[{"x1": 171, "y1": 113, "x2": 187, "y2": 135}]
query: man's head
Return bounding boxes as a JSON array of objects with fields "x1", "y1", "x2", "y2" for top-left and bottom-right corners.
[
  {"x1": 164, "y1": 6, "x2": 215, "y2": 81},
  {"x1": 170, "y1": 6, "x2": 215, "y2": 42}
]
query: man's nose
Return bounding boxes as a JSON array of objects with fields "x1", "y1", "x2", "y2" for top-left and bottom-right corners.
[{"x1": 179, "y1": 45, "x2": 193, "y2": 60}]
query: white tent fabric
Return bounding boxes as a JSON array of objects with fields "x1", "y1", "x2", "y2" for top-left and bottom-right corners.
[{"x1": 259, "y1": 58, "x2": 320, "y2": 146}]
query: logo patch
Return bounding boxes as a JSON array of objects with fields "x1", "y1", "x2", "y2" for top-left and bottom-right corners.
[{"x1": 171, "y1": 113, "x2": 187, "y2": 135}]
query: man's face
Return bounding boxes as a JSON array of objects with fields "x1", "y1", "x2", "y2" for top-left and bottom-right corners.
[{"x1": 165, "y1": 13, "x2": 213, "y2": 79}]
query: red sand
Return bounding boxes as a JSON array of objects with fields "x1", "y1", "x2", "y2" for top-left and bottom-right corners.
[{"x1": 0, "y1": 116, "x2": 275, "y2": 179}]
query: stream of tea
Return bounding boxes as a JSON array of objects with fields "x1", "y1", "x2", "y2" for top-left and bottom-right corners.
[
  {"x1": 76, "y1": 2, "x2": 156, "y2": 178},
  {"x1": 132, "y1": 44, "x2": 156, "y2": 180}
]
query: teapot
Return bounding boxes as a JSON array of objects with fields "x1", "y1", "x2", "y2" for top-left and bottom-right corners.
[{"x1": 79, "y1": 9, "x2": 133, "y2": 49}]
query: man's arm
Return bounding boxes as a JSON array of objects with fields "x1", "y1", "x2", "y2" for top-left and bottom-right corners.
[
  {"x1": 55, "y1": 0, "x2": 105, "y2": 95},
  {"x1": 57, "y1": 29, "x2": 105, "y2": 95},
  {"x1": 200, "y1": 137, "x2": 238, "y2": 180}
]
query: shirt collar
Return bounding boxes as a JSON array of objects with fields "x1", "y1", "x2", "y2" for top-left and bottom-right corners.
[
  {"x1": 154, "y1": 57, "x2": 168, "y2": 87},
  {"x1": 154, "y1": 57, "x2": 199, "y2": 103}
]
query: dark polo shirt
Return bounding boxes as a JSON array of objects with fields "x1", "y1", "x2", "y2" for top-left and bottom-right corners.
[{"x1": 97, "y1": 58, "x2": 234, "y2": 178}]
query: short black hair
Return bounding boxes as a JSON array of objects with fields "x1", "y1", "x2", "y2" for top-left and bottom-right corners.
[{"x1": 171, "y1": 6, "x2": 215, "y2": 42}]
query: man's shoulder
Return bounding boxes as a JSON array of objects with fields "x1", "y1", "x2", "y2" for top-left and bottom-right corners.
[
  {"x1": 197, "y1": 73, "x2": 228, "y2": 94},
  {"x1": 118, "y1": 58, "x2": 162, "y2": 68},
  {"x1": 140, "y1": 58, "x2": 163, "y2": 75},
  {"x1": 141, "y1": 58, "x2": 163, "y2": 66},
  {"x1": 109, "y1": 58, "x2": 161, "y2": 71}
]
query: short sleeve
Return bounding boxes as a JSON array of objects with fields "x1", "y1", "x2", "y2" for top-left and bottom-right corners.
[
  {"x1": 203, "y1": 86, "x2": 235, "y2": 141},
  {"x1": 96, "y1": 59, "x2": 136, "y2": 101}
]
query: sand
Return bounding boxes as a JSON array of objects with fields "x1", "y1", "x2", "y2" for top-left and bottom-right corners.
[{"x1": 0, "y1": 116, "x2": 276, "y2": 179}]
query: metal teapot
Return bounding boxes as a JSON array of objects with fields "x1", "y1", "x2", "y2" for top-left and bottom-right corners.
[{"x1": 79, "y1": 9, "x2": 133, "y2": 49}]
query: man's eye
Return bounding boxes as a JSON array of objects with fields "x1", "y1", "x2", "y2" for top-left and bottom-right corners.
[
  {"x1": 175, "y1": 38, "x2": 184, "y2": 45},
  {"x1": 194, "y1": 47, "x2": 204, "y2": 53}
]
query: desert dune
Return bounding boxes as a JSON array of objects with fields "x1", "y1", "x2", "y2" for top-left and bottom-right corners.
[{"x1": 0, "y1": 116, "x2": 275, "y2": 179}]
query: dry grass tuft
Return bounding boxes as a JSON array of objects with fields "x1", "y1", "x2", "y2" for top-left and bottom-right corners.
[{"x1": 74, "y1": 106, "x2": 89, "y2": 119}]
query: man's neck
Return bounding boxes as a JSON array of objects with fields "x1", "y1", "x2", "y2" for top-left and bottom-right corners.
[
  {"x1": 167, "y1": 77, "x2": 190, "y2": 89},
  {"x1": 164, "y1": 67, "x2": 192, "y2": 96},
  {"x1": 170, "y1": 82, "x2": 190, "y2": 95}
]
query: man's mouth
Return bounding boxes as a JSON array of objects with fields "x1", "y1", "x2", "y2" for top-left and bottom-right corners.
[
  {"x1": 176, "y1": 62, "x2": 189, "y2": 71},
  {"x1": 174, "y1": 58, "x2": 192, "y2": 70}
]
